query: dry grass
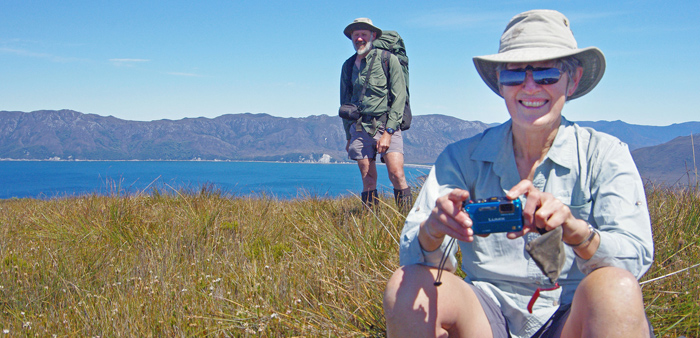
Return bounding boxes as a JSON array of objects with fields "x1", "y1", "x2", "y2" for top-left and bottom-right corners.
[
  {"x1": 0, "y1": 184, "x2": 698, "y2": 337},
  {"x1": 642, "y1": 184, "x2": 700, "y2": 337}
]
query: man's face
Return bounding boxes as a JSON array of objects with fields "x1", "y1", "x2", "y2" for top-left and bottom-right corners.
[{"x1": 351, "y1": 29, "x2": 375, "y2": 55}]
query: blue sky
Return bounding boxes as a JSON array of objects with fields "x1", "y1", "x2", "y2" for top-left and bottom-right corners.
[{"x1": 1, "y1": 0, "x2": 698, "y2": 126}]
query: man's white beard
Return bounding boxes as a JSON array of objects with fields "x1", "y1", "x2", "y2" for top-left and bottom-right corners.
[{"x1": 355, "y1": 37, "x2": 374, "y2": 55}]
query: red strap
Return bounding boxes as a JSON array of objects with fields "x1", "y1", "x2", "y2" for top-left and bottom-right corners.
[{"x1": 527, "y1": 283, "x2": 560, "y2": 313}]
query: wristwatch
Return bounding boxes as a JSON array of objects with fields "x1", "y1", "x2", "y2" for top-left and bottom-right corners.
[
  {"x1": 386, "y1": 128, "x2": 396, "y2": 134},
  {"x1": 565, "y1": 223, "x2": 598, "y2": 248}
]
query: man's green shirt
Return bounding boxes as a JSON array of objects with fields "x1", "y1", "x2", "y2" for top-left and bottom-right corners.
[{"x1": 340, "y1": 48, "x2": 407, "y2": 139}]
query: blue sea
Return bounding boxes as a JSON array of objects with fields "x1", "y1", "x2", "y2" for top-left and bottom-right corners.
[{"x1": 0, "y1": 161, "x2": 431, "y2": 200}]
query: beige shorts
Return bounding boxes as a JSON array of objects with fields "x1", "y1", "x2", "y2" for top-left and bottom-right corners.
[{"x1": 347, "y1": 123, "x2": 404, "y2": 161}]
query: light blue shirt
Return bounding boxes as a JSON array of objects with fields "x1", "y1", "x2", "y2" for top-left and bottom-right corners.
[{"x1": 399, "y1": 118, "x2": 654, "y2": 338}]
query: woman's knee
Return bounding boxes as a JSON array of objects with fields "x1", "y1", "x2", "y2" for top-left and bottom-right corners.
[
  {"x1": 384, "y1": 265, "x2": 432, "y2": 332},
  {"x1": 567, "y1": 267, "x2": 649, "y2": 337},
  {"x1": 383, "y1": 264, "x2": 479, "y2": 313},
  {"x1": 384, "y1": 265, "x2": 495, "y2": 337},
  {"x1": 384, "y1": 265, "x2": 430, "y2": 309},
  {"x1": 383, "y1": 267, "x2": 406, "y2": 310},
  {"x1": 579, "y1": 267, "x2": 642, "y2": 300},
  {"x1": 572, "y1": 267, "x2": 645, "y2": 321}
]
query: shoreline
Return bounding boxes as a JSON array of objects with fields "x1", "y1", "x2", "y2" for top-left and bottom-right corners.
[{"x1": 0, "y1": 158, "x2": 433, "y2": 168}]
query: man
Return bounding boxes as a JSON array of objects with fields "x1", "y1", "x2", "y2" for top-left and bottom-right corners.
[
  {"x1": 339, "y1": 18, "x2": 412, "y2": 211},
  {"x1": 383, "y1": 10, "x2": 654, "y2": 337}
]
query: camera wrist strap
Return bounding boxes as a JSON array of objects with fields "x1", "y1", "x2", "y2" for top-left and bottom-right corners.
[{"x1": 433, "y1": 237, "x2": 457, "y2": 286}]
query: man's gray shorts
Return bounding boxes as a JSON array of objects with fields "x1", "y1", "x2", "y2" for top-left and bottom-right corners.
[{"x1": 347, "y1": 122, "x2": 404, "y2": 161}]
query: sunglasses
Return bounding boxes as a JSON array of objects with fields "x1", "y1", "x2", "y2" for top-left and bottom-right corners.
[{"x1": 499, "y1": 65, "x2": 562, "y2": 86}]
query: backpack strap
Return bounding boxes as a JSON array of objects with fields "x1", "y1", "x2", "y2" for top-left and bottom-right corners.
[
  {"x1": 358, "y1": 51, "x2": 379, "y2": 107},
  {"x1": 380, "y1": 50, "x2": 395, "y2": 108},
  {"x1": 380, "y1": 50, "x2": 391, "y2": 86},
  {"x1": 342, "y1": 52, "x2": 378, "y2": 108},
  {"x1": 343, "y1": 55, "x2": 354, "y2": 78},
  {"x1": 341, "y1": 56, "x2": 355, "y2": 105}
]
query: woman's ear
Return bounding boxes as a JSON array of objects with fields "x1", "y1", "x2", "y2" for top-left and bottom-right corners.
[
  {"x1": 567, "y1": 66, "x2": 584, "y2": 97},
  {"x1": 497, "y1": 72, "x2": 504, "y2": 96}
]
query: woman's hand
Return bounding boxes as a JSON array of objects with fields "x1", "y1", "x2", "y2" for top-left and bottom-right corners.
[
  {"x1": 506, "y1": 180, "x2": 589, "y2": 243},
  {"x1": 418, "y1": 189, "x2": 475, "y2": 252}
]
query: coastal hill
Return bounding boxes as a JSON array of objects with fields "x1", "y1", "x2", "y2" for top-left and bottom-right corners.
[
  {"x1": 0, "y1": 110, "x2": 489, "y2": 164},
  {"x1": 631, "y1": 135, "x2": 700, "y2": 186},
  {"x1": 576, "y1": 120, "x2": 700, "y2": 151},
  {"x1": 1, "y1": 110, "x2": 700, "y2": 185}
]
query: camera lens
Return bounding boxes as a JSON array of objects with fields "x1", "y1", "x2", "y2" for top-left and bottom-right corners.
[{"x1": 499, "y1": 203, "x2": 514, "y2": 213}]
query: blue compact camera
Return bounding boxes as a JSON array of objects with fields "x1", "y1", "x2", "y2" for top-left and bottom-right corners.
[{"x1": 464, "y1": 197, "x2": 523, "y2": 235}]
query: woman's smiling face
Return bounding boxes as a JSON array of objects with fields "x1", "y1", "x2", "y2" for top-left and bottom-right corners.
[{"x1": 498, "y1": 60, "x2": 581, "y2": 131}]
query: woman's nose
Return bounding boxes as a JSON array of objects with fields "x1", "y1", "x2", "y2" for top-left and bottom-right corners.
[{"x1": 522, "y1": 71, "x2": 540, "y2": 91}]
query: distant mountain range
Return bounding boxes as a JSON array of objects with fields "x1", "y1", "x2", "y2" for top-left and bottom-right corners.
[
  {"x1": 631, "y1": 135, "x2": 700, "y2": 186},
  {"x1": 1, "y1": 110, "x2": 699, "y2": 185},
  {"x1": 575, "y1": 120, "x2": 700, "y2": 151},
  {"x1": 0, "y1": 110, "x2": 489, "y2": 164}
]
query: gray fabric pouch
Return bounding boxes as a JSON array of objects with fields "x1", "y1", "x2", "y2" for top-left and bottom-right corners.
[{"x1": 525, "y1": 227, "x2": 566, "y2": 283}]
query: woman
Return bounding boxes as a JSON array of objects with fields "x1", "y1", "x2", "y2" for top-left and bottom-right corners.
[{"x1": 383, "y1": 10, "x2": 654, "y2": 338}]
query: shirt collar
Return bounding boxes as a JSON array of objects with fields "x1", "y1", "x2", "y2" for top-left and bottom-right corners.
[
  {"x1": 470, "y1": 117, "x2": 578, "y2": 181},
  {"x1": 355, "y1": 48, "x2": 379, "y2": 63},
  {"x1": 471, "y1": 120, "x2": 519, "y2": 190},
  {"x1": 544, "y1": 117, "x2": 576, "y2": 170}
]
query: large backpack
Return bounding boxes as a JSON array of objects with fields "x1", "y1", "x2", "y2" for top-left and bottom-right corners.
[{"x1": 373, "y1": 30, "x2": 412, "y2": 131}]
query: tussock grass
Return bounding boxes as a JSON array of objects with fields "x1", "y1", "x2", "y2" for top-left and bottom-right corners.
[
  {"x1": 0, "y1": 188, "x2": 405, "y2": 337},
  {"x1": 642, "y1": 184, "x2": 700, "y2": 337},
  {"x1": 1, "y1": 184, "x2": 698, "y2": 337}
]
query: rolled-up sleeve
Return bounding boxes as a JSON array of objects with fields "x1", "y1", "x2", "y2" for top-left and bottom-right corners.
[
  {"x1": 576, "y1": 140, "x2": 654, "y2": 277},
  {"x1": 400, "y1": 167, "x2": 459, "y2": 271},
  {"x1": 400, "y1": 142, "x2": 470, "y2": 271}
]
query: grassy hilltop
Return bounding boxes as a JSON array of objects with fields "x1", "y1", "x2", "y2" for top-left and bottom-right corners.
[{"x1": 0, "y1": 184, "x2": 698, "y2": 337}]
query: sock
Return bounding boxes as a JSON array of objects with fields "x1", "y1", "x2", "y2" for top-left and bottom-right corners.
[
  {"x1": 361, "y1": 189, "x2": 379, "y2": 208},
  {"x1": 394, "y1": 187, "x2": 413, "y2": 213}
]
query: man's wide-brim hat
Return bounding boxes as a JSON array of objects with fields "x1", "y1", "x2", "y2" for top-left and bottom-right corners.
[
  {"x1": 473, "y1": 9, "x2": 606, "y2": 100},
  {"x1": 344, "y1": 17, "x2": 382, "y2": 39}
]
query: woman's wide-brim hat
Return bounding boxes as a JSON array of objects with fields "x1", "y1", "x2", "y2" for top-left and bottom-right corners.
[
  {"x1": 344, "y1": 17, "x2": 382, "y2": 39},
  {"x1": 473, "y1": 9, "x2": 606, "y2": 100}
]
